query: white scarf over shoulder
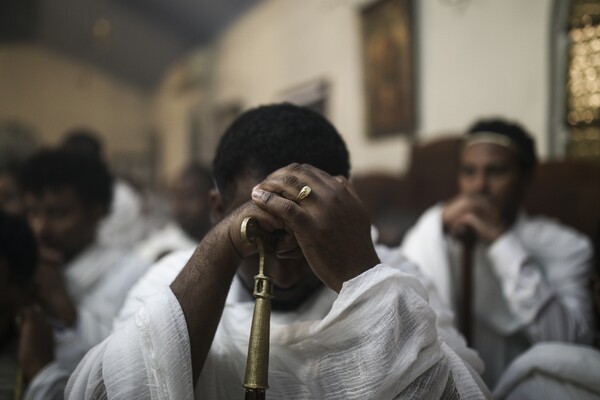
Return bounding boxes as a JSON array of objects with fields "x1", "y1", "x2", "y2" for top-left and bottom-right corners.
[{"x1": 68, "y1": 264, "x2": 488, "y2": 399}]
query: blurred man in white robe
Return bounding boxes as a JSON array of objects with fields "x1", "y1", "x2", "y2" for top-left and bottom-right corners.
[
  {"x1": 19, "y1": 150, "x2": 149, "y2": 388},
  {"x1": 401, "y1": 119, "x2": 594, "y2": 387},
  {"x1": 61, "y1": 129, "x2": 149, "y2": 248},
  {"x1": 135, "y1": 163, "x2": 213, "y2": 263},
  {"x1": 68, "y1": 104, "x2": 489, "y2": 399},
  {"x1": 0, "y1": 210, "x2": 69, "y2": 400},
  {"x1": 494, "y1": 342, "x2": 600, "y2": 400}
]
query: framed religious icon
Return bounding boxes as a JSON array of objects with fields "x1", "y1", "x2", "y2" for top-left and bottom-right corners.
[
  {"x1": 279, "y1": 79, "x2": 330, "y2": 117},
  {"x1": 361, "y1": 0, "x2": 416, "y2": 138}
]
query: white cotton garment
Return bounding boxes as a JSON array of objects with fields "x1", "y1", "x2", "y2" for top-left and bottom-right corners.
[
  {"x1": 56, "y1": 241, "x2": 150, "y2": 371},
  {"x1": 23, "y1": 362, "x2": 70, "y2": 400},
  {"x1": 67, "y1": 264, "x2": 489, "y2": 399},
  {"x1": 134, "y1": 222, "x2": 197, "y2": 263},
  {"x1": 401, "y1": 204, "x2": 595, "y2": 387},
  {"x1": 494, "y1": 342, "x2": 600, "y2": 400},
  {"x1": 98, "y1": 179, "x2": 148, "y2": 248},
  {"x1": 113, "y1": 244, "x2": 485, "y2": 379}
]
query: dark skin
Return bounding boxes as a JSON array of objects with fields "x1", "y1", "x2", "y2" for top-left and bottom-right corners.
[
  {"x1": 18, "y1": 306, "x2": 55, "y2": 383},
  {"x1": 443, "y1": 143, "x2": 530, "y2": 245},
  {"x1": 25, "y1": 187, "x2": 104, "y2": 327},
  {"x1": 0, "y1": 172, "x2": 24, "y2": 217},
  {"x1": 170, "y1": 163, "x2": 380, "y2": 385},
  {"x1": 170, "y1": 171, "x2": 212, "y2": 241},
  {"x1": 0, "y1": 259, "x2": 52, "y2": 383}
]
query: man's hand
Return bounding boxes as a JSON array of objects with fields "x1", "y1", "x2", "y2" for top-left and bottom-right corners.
[
  {"x1": 250, "y1": 163, "x2": 380, "y2": 292},
  {"x1": 442, "y1": 194, "x2": 508, "y2": 244},
  {"x1": 35, "y1": 248, "x2": 77, "y2": 327},
  {"x1": 18, "y1": 306, "x2": 55, "y2": 383}
]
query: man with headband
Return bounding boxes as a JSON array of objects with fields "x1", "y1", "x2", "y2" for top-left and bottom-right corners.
[{"x1": 401, "y1": 119, "x2": 594, "y2": 387}]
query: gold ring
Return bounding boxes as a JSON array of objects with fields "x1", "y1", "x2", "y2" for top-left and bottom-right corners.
[{"x1": 295, "y1": 185, "x2": 312, "y2": 202}]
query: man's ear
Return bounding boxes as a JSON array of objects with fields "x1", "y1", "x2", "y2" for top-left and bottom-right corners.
[{"x1": 209, "y1": 188, "x2": 225, "y2": 224}]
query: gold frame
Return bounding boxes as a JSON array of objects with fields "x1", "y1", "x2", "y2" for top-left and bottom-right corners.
[{"x1": 362, "y1": 0, "x2": 416, "y2": 138}]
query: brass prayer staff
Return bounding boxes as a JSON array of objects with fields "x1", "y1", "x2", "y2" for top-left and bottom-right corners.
[{"x1": 241, "y1": 217, "x2": 275, "y2": 400}]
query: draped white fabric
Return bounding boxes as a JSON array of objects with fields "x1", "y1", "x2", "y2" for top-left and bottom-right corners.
[
  {"x1": 494, "y1": 342, "x2": 600, "y2": 400},
  {"x1": 98, "y1": 179, "x2": 148, "y2": 248},
  {"x1": 134, "y1": 222, "x2": 197, "y2": 263},
  {"x1": 401, "y1": 204, "x2": 594, "y2": 386},
  {"x1": 23, "y1": 362, "x2": 70, "y2": 400},
  {"x1": 57, "y1": 242, "x2": 150, "y2": 370},
  {"x1": 67, "y1": 264, "x2": 489, "y2": 399},
  {"x1": 116, "y1": 237, "x2": 485, "y2": 377}
]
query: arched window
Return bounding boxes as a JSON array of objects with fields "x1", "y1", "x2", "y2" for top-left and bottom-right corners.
[{"x1": 553, "y1": 0, "x2": 600, "y2": 160}]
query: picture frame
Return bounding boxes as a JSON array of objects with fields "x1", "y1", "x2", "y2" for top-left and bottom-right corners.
[
  {"x1": 278, "y1": 79, "x2": 329, "y2": 117},
  {"x1": 361, "y1": 0, "x2": 416, "y2": 138}
]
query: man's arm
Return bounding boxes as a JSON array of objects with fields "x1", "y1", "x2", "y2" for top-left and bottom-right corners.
[
  {"x1": 170, "y1": 199, "x2": 284, "y2": 385},
  {"x1": 486, "y1": 227, "x2": 594, "y2": 343},
  {"x1": 446, "y1": 194, "x2": 594, "y2": 343},
  {"x1": 169, "y1": 219, "x2": 240, "y2": 385}
]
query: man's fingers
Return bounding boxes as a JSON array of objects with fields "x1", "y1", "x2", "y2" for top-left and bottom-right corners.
[
  {"x1": 460, "y1": 213, "x2": 486, "y2": 233},
  {"x1": 336, "y1": 176, "x2": 361, "y2": 202},
  {"x1": 256, "y1": 163, "x2": 332, "y2": 202},
  {"x1": 251, "y1": 188, "x2": 308, "y2": 230},
  {"x1": 470, "y1": 194, "x2": 501, "y2": 220}
]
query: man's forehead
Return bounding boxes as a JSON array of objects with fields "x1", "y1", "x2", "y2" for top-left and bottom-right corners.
[
  {"x1": 225, "y1": 170, "x2": 265, "y2": 211},
  {"x1": 461, "y1": 143, "x2": 517, "y2": 165},
  {"x1": 25, "y1": 186, "x2": 82, "y2": 205}
]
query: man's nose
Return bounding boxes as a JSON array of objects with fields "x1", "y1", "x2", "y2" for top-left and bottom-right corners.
[{"x1": 471, "y1": 172, "x2": 489, "y2": 194}]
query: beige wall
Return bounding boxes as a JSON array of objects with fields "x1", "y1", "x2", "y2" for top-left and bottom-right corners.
[
  {"x1": 201, "y1": 0, "x2": 552, "y2": 175},
  {"x1": 1, "y1": 0, "x2": 554, "y2": 181},
  {"x1": 151, "y1": 50, "x2": 216, "y2": 182},
  {"x1": 211, "y1": 0, "x2": 411, "y2": 174},
  {"x1": 418, "y1": 0, "x2": 552, "y2": 153},
  {"x1": 0, "y1": 44, "x2": 151, "y2": 158}
]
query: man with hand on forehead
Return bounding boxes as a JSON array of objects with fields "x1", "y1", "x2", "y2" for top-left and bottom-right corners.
[
  {"x1": 68, "y1": 104, "x2": 488, "y2": 399},
  {"x1": 401, "y1": 119, "x2": 594, "y2": 387}
]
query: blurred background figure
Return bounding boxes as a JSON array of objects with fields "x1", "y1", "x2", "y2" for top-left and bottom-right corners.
[
  {"x1": 135, "y1": 162, "x2": 213, "y2": 262},
  {"x1": 19, "y1": 149, "x2": 149, "y2": 385},
  {"x1": 0, "y1": 210, "x2": 67, "y2": 400},
  {"x1": 61, "y1": 128, "x2": 150, "y2": 248},
  {"x1": 0, "y1": 164, "x2": 25, "y2": 217},
  {"x1": 0, "y1": 120, "x2": 40, "y2": 218},
  {"x1": 494, "y1": 342, "x2": 600, "y2": 399},
  {"x1": 401, "y1": 119, "x2": 594, "y2": 388}
]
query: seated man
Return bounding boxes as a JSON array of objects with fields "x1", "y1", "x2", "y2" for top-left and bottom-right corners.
[
  {"x1": 61, "y1": 129, "x2": 149, "y2": 248},
  {"x1": 68, "y1": 104, "x2": 488, "y2": 399},
  {"x1": 19, "y1": 150, "x2": 149, "y2": 372},
  {"x1": 0, "y1": 210, "x2": 67, "y2": 399},
  {"x1": 135, "y1": 163, "x2": 213, "y2": 262},
  {"x1": 401, "y1": 119, "x2": 594, "y2": 387}
]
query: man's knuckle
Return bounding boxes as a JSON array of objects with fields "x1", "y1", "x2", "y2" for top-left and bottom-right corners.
[
  {"x1": 289, "y1": 163, "x2": 302, "y2": 171},
  {"x1": 282, "y1": 174, "x2": 300, "y2": 186},
  {"x1": 281, "y1": 201, "x2": 297, "y2": 216},
  {"x1": 262, "y1": 191, "x2": 275, "y2": 205}
]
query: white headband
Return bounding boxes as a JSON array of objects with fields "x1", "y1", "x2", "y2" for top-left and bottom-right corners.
[{"x1": 464, "y1": 131, "x2": 520, "y2": 154}]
